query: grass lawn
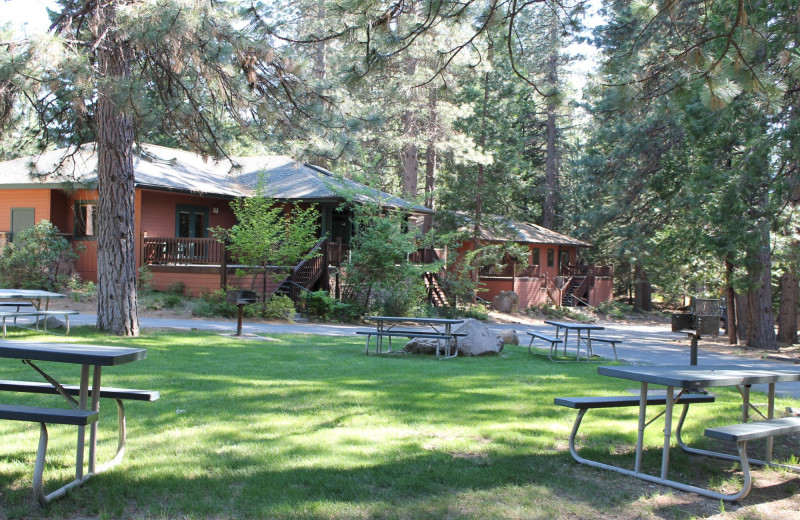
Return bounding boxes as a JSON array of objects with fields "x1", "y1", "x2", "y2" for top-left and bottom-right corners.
[{"x1": 1, "y1": 327, "x2": 799, "y2": 519}]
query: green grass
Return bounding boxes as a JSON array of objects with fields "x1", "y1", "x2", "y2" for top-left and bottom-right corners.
[{"x1": 0, "y1": 327, "x2": 797, "y2": 519}]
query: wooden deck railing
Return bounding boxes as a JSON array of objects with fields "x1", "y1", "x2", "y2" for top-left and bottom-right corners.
[
  {"x1": 561, "y1": 265, "x2": 614, "y2": 278},
  {"x1": 143, "y1": 237, "x2": 226, "y2": 265},
  {"x1": 479, "y1": 263, "x2": 541, "y2": 278}
]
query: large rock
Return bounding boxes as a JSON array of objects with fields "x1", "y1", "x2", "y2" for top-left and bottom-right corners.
[
  {"x1": 492, "y1": 291, "x2": 519, "y2": 313},
  {"x1": 498, "y1": 330, "x2": 519, "y2": 345},
  {"x1": 404, "y1": 338, "x2": 444, "y2": 355},
  {"x1": 454, "y1": 318, "x2": 504, "y2": 356}
]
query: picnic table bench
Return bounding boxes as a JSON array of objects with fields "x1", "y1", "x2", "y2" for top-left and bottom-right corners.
[
  {"x1": 361, "y1": 317, "x2": 465, "y2": 359},
  {"x1": 0, "y1": 309, "x2": 80, "y2": 338},
  {"x1": 0, "y1": 341, "x2": 151, "y2": 505},
  {"x1": 558, "y1": 364, "x2": 800, "y2": 501}
]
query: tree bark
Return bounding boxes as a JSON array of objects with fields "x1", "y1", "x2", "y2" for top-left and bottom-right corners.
[
  {"x1": 735, "y1": 292, "x2": 750, "y2": 344},
  {"x1": 724, "y1": 258, "x2": 738, "y2": 345},
  {"x1": 633, "y1": 263, "x2": 652, "y2": 312},
  {"x1": 313, "y1": 0, "x2": 326, "y2": 81},
  {"x1": 777, "y1": 269, "x2": 798, "y2": 345},
  {"x1": 745, "y1": 226, "x2": 777, "y2": 350},
  {"x1": 95, "y1": 8, "x2": 139, "y2": 336},
  {"x1": 422, "y1": 88, "x2": 438, "y2": 234},
  {"x1": 542, "y1": 17, "x2": 559, "y2": 230}
]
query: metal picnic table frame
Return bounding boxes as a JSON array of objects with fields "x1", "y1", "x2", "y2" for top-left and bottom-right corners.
[
  {"x1": 577, "y1": 364, "x2": 800, "y2": 501},
  {"x1": 0, "y1": 341, "x2": 148, "y2": 503},
  {"x1": 544, "y1": 320, "x2": 605, "y2": 361},
  {"x1": 362, "y1": 316, "x2": 465, "y2": 359}
]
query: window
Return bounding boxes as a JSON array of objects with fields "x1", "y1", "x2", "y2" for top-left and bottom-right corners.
[
  {"x1": 74, "y1": 202, "x2": 97, "y2": 239},
  {"x1": 561, "y1": 250, "x2": 570, "y2": 267},
  {"x1": 547, "y1": 248, "x2": 554, "y2": 268},
  {"x1": 532, "y1": 247, "x2": 540, "y2": 266},
  {"x1": 176, "y1": 205, "x2": 209, "y2": 238}
]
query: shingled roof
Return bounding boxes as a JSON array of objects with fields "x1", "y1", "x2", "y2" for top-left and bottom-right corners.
[
  {"x1": 456, "y1": 214, "x2": 591, "y2": 247},
  {"x1": 0, "y1": 143, "x2": 433, "y2": 213}
]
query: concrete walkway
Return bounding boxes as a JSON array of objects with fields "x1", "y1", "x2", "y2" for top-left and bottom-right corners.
[{"x1": 68, "y1": 313, "x2": 800, "y2": 399}]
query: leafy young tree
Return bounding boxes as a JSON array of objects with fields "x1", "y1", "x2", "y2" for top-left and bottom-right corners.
[
  {"x1": 341, "y1": 203, "x2": 430, "y2": 315},
  {"x1": 212, "y1": 185, "x2": 320, "y2": 291}
]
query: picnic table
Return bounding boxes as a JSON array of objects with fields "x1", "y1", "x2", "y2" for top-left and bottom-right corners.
[
  {"x1": 0, "y1": 289, "x2": 78, "y2": 337},
  {"x1": 0, "y1": 288, "x2": 65, "y2": 310},
  {"x1": 0, "y1": 341, "x2": 151, "y2": 504},
  {"x1": 543, "y1": 320, "x2": 605, "y2": 361},
  {"x1": 558, "y1": 364, "x2": 800, "y2": 501},
  {"x1": 359, "y1": 316, "x2": 465, "y2": 359}
]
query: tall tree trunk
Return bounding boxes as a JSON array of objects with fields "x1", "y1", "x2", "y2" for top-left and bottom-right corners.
[
  {"x1": 471, "y1": 55, "x2": 491, "y2": 286},
  {"x1": 735, "y1": 293, "x2": 750, "y2": 343},
  {"x1": 401, "y1": 56, "x2": 419, "y2": 198},
  {"x1": 313, "y1": 0, "x2": 326, "y2": 81},
  {"x1": 423, "y1": 101, "x2": 437, "y2": 235},
  {"x1": 778, "y1": 269, "x2": 798, "y2": 345},
  {"x1": 95, "y1": 8, "x2": 139, "y2": 336},
  {"x1": 542, "y1": 19, "x2": 559, "y2": 230},
  {"x1": 745, "y1": 226, "x2": 777, "y2": 350},
  {"x1": 633, "y1": 263, "x2": 652, "y2": 312},
  {"x1": 724, "y1": 258, "x2": 738, "y2": 345},
  {"x1": 401, "y1": 139, "x2": 418, "y2": 197}
]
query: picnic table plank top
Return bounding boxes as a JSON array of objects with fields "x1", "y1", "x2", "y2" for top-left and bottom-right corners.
[
  {"x1": 0, "y1": 289, "x2": 66, "y2": 299},
  {"x1": 598, "y1": 364, "x2": 800, "y2": 389},
  {"x1": 365, "y1": 316, "x2": 465, "y2": 325},
  {"x1": 544, "y1": 320, "x2": 605, "y2": 330},
  {"x1": 0, "y1": 341, "x2": 146, "y2": 366}
]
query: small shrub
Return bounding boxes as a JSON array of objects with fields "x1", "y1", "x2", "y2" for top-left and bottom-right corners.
[
  {"x1": 331, "y1": 301, "x2": 362, "y2": 322},
  {"x1": 257, "y1": 294, "x2": 296, "y2": 320},
  {"x1": 166, "y1": 281, "x2": 187, "y2": 295},
  {"x1": 161, "y1": 292, "x2": 184, "y2": 309},
  {"x1": 307, "y1": 291, "x2": 336, "y2": 321},
  {"x1": 460, "y1": 304, "x2": 489, "y2": 320},
  {"x1": 597, "y1": 300, "x2": 631, "y2": 320},
  {"x1": 192, "y1": 289, "x2": 237, "y2": 318},
  {"x1": 138, "y1": 266, "x2": 154, "y2": 293}
]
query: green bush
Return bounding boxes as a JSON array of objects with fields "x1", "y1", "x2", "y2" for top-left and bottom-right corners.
[
  {"x1": 307, "y1": 291, "x2": 337, "y2": 321},
  {"x1": 138, "y1": 266, "x2": 154, "y2": 293},
  {"x1": 254, "y1": 294, "x2": 296, "y2": 320},
  {"x1": 166, "y1": 281, "x2": 187, "y2": 295},
  {"x1": 161, "y1": 292, "x2": 184, "y2": 309},
  {"x1": 192, "y1": 290, "x2": 238, "y2": 318},
  {"x1": 66, "y1": 277, "x2": 97, "y2": 302},
  {"x1": 460, "y1": 304, "x2": 489, "y2": 320},
  {"x1": 331, "y1": 301, "x2": 362, "y2": 322},
  {"x1": 0, "y1": 221, "x2": 78, "y2": 290},
  {"x1": 597, "y1": 300, "x2": 632, "y2": 320}
]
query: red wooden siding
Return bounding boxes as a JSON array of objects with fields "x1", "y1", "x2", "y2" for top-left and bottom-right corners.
[{"x1": 0, "y1": 189, "x2": 52, "y2": 230}]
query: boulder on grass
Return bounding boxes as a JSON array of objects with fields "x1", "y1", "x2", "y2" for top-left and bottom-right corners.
[
  {"x1": 498, "y1": 330, "x2": 519, "y2": 345},
  {"x1": 454, "y1": 319, "x2": 504, "y2": 356},
  {"x1": 37, "y1": 316, "x2": 65, "y2": 330},
  {"x1": 492, "y1": 291, "x2": 519, "y2": 313},
  {"x1": 404, "y1": 338, "x2": 444, "y2": 355}
]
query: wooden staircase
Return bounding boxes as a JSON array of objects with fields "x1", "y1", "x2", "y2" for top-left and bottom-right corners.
[
  {"x1": 274, "y1": 238, "x2": 330, "y2": 301},
  {"x1": 424, "y1": 272, "x2": 451, "y2": 307},
  {"x1": 563, "y1": 276, "x2": 591, "y2": 307}
]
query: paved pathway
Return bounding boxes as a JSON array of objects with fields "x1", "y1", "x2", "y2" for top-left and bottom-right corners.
[{"x1": 68, "y1": 313, "x2": 800, "y2": 398}]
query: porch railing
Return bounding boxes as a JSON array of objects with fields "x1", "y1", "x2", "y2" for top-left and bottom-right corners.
[
  {"x1": 143, "y1": 237, "x2": 226, "y2": 265},
  {"x1": 479, "y1": 263, "x2": 541, "y2": 278},
  {"x1": 561, "y1": 264, "x2": 614, "y2": 278}
]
